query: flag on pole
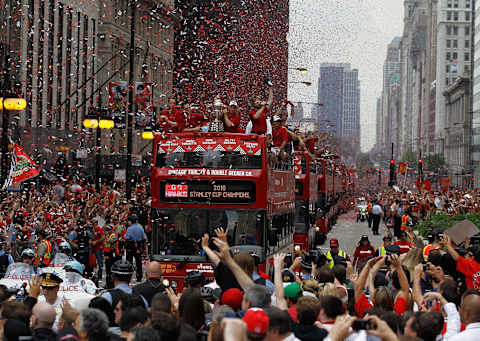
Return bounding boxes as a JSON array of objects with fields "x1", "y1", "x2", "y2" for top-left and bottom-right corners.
[
  {"x1": 398, "y1": 162, "x2": 407, "y2": 175},
  {"x1": 2, "y1": 145, "x2": 40, "y2": 190},
  {"x1": 422, "y1": 179, "x2": 432, "y2": 191}
]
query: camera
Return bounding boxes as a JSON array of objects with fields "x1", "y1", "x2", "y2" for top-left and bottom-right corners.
[
  {"x1": 423, "y1": 262, "x2": 429, "y2": 272},
  {"x1": 352, "y1": 320, "x2": 371, "y2": 331},
  {"x1": 384, "y1": 256, "x2": 391, "y2": 267}
]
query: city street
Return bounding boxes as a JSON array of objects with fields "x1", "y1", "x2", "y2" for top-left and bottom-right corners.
[{"x1": 324, "y1": 211, "x2": 385, "y2": 258}]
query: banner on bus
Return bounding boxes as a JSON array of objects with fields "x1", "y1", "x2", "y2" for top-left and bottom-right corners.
[{"x1": 157, "y1": 137, "x2": 262, "y2": 156}]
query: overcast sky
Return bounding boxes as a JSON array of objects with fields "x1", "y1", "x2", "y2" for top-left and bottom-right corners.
[{"x1": 287, "y1": 0, "x2": 404, "y2": 152}]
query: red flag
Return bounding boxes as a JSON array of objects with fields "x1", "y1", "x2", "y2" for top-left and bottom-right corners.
[
  {"x1": 422, "y1": 179, "x2": 431, "y2": 191},
  {"x1": 8, "y1": 145, "x2": 40, "y2": 185},
  {"x1": 398, "y1": 162, "x2": 407, "y2": 175}
]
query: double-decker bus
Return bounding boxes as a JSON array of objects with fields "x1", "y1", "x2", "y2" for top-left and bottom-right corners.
[
  {"x1": 293, "y1": 152, "x2": 317, "y2": 252},
  {"x1": 150, "y1": 132, "x2": 295, "y2": 290},
  {"x1": 315, "y1": 158, "x2": 329, "y2": 245}
]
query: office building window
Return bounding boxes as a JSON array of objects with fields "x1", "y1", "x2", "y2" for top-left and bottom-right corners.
[
  {"x1": 453, "y1": 39, "x2": 458, "y2": 47},
  {"x1": 447, "y1": 25, "x2": 452, "y2": 34},
  {"x1": 465, "y1": 39, "x2": 470, "y2": 48},
  {"x1": 453, "y1": 0, "x2": 459, "y2": 7},
  {"x1": 447, "y1": 11, "x2": 452, "y2": 20},
  {"x1": 448, "y1": 0, "x2": 453, "y2": 7},
  {"x1": 447, "y1": 39, "x2": 451, "y2": 48},
  {"x1": 465, "y1": 64, "x2": 470, "y2": 72},
  {"x1": 453, "y1": 52, "x2": 458, "y2": 59},
  {"x1": 465, "y1": 25, "x2": 470, "y2": 35},
  {"x1": 466, "y1": 12, "x2": 470, "y2": 21},
  {"x1": 466, "y1": 0, "x2": 471, "y2": 8},
  {"x1": 454, "y1": 12, "x2": 459, "y2": 21},
  {"x1": 465, "y1": 52, "x2": 470, "y2": 61},
  {"x1": 447, "y1": 52, "x2": 451, "y2": 60},
  {"x1": 453, "y1": 26, "x2": 459, "y2": 35},
  {"x1": 446, "y1": 65, "x2": 450, "y2": 73},
  {"x1": 446, "y1": 78, "x2": 450, "y2": 86}
]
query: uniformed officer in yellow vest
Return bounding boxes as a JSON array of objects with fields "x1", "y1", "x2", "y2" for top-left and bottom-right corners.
[
  {"x1": 34, "y1": 230, "x2": 52, "y2": 267},
  {"x1": 400, "y1": 207, "x2": 412, "y2": 231},
  {"x1": 377, "y1": 233, "x2": 393, "y2": 256},
  {"x1": 326, "y1": 238, "x2": 349, "y2": 268}
]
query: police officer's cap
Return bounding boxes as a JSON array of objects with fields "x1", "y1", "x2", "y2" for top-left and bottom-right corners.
[
  {"x1": 185, "y1": 270, "x2": 206, "y2": 286},
  {"x1": 111, "y1": 259, "x2": 134, "y2": 275},
  {"x1": 385, "y1": 244, "x2": 401, "y2": 255},
  {"x1": 40, "y1": 272, "x2": 63, "y2": 287}
]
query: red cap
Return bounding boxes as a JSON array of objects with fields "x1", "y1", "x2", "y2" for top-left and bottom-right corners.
[
  {"x1": 330, "y1": 238, "x2": 339, "y2": 247},
  {"x1": 242, "y1": 308, "x2": 269, "y2": 335},
  {"x1": 221, "y1": 288, "x2": 244, "y2": 310}
]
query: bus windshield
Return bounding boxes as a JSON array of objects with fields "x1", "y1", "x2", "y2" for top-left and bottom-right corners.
[
  {"x1": 295, "y1": 201, "x2": 308, "y2": 234},
  {"x1": 152, "y1": 208, "x2": 264, "y2": 256},
  {"x1": 156, "y1": 151, "x2": 262, "y2": 169}
]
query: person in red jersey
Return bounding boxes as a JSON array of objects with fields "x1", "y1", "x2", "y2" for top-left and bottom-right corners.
[
  {"x1": 249, "y1": 82, "x2": 273, "y2": 135},
  {"x1": 440, "y1": 234, "x2": 480, "y2": 289},
  {"x1": 353, "y1": 235, "x2": 376, "y2": 267},
  {"x1": 223, "y1": 100, "x2": 242, "y2": 133},
  {"x1": 394, "y1": 231, "x2": 413, "y2": 254},
  {"x1": 181, "y1": 103, "x2": 208, "y2": 132},
  {"x1": 271, "y1": 115, "x2": 292, "y2": 151},
  {"x1": 158, "y1": 97, "x2": 184, "y2": 133}
]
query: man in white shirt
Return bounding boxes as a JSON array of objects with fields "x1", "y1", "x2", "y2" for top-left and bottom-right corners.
[
  {"x1": 371, "y1": 201, "x2": 383, "y2": 235},
  {"x1": 36, "y1": 272, "x2": 68, "y2": 332},
  {"x1": 449, "y1": 291, "x2": 480, "y2": 341}
]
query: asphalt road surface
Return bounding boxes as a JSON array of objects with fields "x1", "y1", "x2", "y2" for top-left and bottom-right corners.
[{"x1": 323, "y1": 211, "x2": 386, "y2": 259}]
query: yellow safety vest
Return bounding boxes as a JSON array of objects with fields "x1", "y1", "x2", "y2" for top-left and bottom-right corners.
[{"x1": 327, "y1": 250, "x2": 345, "y2": 268}]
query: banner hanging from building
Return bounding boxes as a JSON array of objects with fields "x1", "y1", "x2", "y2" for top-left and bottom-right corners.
[
  {"x1": 134, "y1": 82, "x2": 153, "y2": 128},
  {"x1": 2, "y1": 145, "x2": 40, "y2": 190}
]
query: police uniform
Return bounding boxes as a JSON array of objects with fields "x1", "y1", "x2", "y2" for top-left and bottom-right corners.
[
  {"x1": 37, "y1": 272, "x2": 66, "y2": 332},
  {"x1": 125, "y1": 216, "x2": 147, "y2": 281}
]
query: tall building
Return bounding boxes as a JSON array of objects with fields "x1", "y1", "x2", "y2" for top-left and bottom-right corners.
[
  {"x1": 0, "y1": 0, "x2": 176, "y2": 176},
  {"x1": 380, "y1": 37, "x2": 401, "y2": 154},
  {"x1": 472, "y1": 0, "x2": 480, "y2": 186},
  {"x1": 376, "y1": 97, "x2": 382, "y2": 151},
  {"x1": 318, "y1": 63, "x2": 361, "y2": 159},
  {"x1": 435, "y1": 0, "x2": 472, "y2": 154}
]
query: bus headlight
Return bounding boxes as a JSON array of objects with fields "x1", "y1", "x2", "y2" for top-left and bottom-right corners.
[{"x1": 294, "y1": 245, "x2": 301, "y2": 252}]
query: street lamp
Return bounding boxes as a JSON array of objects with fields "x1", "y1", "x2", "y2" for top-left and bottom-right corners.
[
  {"x1": 289, "y1": 67, "x2": 308, "y2": 75},
  {"x1": 290, "y1": 81, "x2": 312, "y2": 86},
  {"x1": 83, "y1": 100, "x2": 114, "y2": 190}
]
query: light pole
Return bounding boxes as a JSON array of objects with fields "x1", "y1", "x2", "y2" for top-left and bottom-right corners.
[
  {"x1": 126, "y1": 0, "x2": 136, "y2": 200},
  {"x1": 289, "y1": 81, "x2": 312, "y2": 86},
  {"x1": 83, "y1": 95, "x2": 114, "y2": 190}
]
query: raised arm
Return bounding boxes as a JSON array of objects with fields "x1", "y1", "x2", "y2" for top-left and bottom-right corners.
[
  {"x1": 412, "y1": 264, "x2": 424, "y2": 307},
  {"x1": 390, "y1": 254, "x2": 410, "y2": 301},
  {"x1": 354, "y1": 256, "x2": 381, "y2": 303},
  {"x1": 201, "y1": 234, "x2": 220, "y2": 266},
  {"x1": 213, "y1": 238, "x2": 253, "y2": 291},
  {"x1": 273, "y1": 253, "x2": 288, "y2": 310},
  {"x1": 266, "y1": 85, "x2": 273, "y2": 108}
]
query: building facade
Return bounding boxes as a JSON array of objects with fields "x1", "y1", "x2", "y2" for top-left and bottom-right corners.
[
  {"x1": 318, "y1": 63, "x2": 361, "y2": 160},
  {"x1": 0, "y1": 0, "x2": 176, "y2": 178},
  {"x1": 435, "y1": 0, "x2": 472, "y2": 155}
]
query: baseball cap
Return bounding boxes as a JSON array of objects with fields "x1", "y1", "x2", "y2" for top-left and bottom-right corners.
[
  {"x1": 284, "y1": 282, "x2": 303, "y2": 299},
  {"x1": 360, "y1": 235, "x2": 369, "y2": 242},
  {"x1": 330, "y1": 238, "x2": 339, "y2": 247},
  {"x1": 242, "y1": 308, "x2": 269, "y2": 335},
  {"x1": 221, "y1": 288, "x2": 244, "y2": 310},
  {"x1": 272, "y1": 115, "x2": 282, "y2": 122},
  {"x1": 229, "y1": 100, "x2": 238, "y2": 107},
  {"x1": 281, "y1": 268, "x2": 296, "y2": 283}
]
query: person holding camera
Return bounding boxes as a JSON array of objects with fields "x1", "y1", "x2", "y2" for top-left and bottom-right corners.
[{"x1": 440, "y1": 234, "x2": 480, "y2": 289}]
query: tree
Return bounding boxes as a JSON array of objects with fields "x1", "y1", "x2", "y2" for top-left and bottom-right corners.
[
  {"x1": 401, "y1": 148, "x2": 418, "y2": 168},
  {"x1": 424, "y1": 153, "x2": 446, "y2": 172}
]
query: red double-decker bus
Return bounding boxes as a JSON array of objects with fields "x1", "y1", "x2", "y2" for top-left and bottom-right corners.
[
  {"x1": 293, "y1": 152, "x2": 318, "y2": 252},
  {"x1": 315, "y1": 158, "x2": 329, "y2": 244},
  {"x1": 150, "y1": 132, "x2": 295, "y2": 290}
]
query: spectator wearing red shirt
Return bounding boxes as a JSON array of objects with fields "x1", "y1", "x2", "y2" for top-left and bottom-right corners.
[
  {"x1": 181, "y1": 103, "x2": 204, "y2": 132},
  {"x1": 224, "y1": 101, "x2": 242, "y2": 133},
  {"x1": 394, "y1": 231, "x2": 412, "y2": 254},
  {"x1": 92, "y1": 224, "x2": 105, "y2": 280},
  {"x1": 158, "y1": 97, "x2": 184, "y2": 132},
  {"x1": 441, "y1": 235, "x2": 480, "y2": 289},
  {"x1": 249, "y1": 84, "x2": 273, "y2": 135},
  {"x1": 271, "y1": 116, "x2": 292, "y2": 151},
  {"x1": 353, "y1": 235, "x2": 376, "y2": 267}
]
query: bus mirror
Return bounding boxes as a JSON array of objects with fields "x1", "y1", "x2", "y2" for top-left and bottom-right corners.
[{"x1": 268, "y1": 229, "x2": 278, "y2": 246}]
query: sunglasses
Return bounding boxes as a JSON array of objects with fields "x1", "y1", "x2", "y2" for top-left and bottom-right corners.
[{"x1": 41, "y1": 286, "x2": 58, "y2": 290}]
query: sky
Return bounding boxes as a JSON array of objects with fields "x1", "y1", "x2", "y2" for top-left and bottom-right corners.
[{"x1": 287, "y1": 0, "x2": 404, "y2": 152}]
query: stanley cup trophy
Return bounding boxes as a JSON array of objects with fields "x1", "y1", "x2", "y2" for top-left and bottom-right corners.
[{"x1": 209, "y1": 98, "x2": 224, "y2": 132}]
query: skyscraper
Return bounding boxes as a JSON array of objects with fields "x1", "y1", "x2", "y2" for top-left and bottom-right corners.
[{"x1": 318, "y1": 63, "x2": 361, "y2": 158}]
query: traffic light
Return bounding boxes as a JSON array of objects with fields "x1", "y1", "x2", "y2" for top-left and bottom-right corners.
[{"x1": 389, "y1": 160, "x2": 396, "y2": 186}]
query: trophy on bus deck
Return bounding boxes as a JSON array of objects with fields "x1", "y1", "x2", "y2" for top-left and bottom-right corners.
[{"x1": 209, "y1": 98, "x2": 224, "y2": 132}]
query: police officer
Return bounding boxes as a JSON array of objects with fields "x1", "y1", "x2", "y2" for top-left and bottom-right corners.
[
  {"x1": 71, "y1": 219, "x2": 93, "y2": 279},
  {"x1": 377, "y1": 234, "x2": 393, "y2": 256},
  {"x1": 423, "y1": 231, "x2": 440, "y2": 260},
  {"x1": 326, "y1": 238, "x2": 349, "y2": 268},
  {"x1": 34, "y1": 230, "x2": 53, "y2": 268},
  {"x1": 100, "y1": 259, "x2": 147, "y2": 309},
  {"x1": 125, "y1": 215, "x2": 148, "y2": 281}
]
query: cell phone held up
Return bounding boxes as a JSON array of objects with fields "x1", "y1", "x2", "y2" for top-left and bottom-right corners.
[{"x1": 352, "y1": 319, "x2": 371, "y2": 331}]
